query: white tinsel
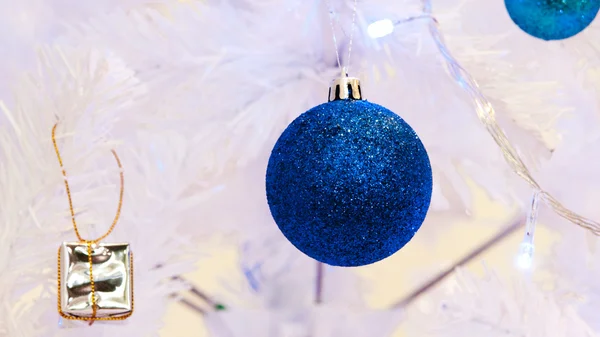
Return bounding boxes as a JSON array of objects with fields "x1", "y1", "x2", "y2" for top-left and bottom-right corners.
[
  {"x1": 52, "y1": 0, "x2": 559, "y2": 213},
  {"x1": 2, "y1": 0, "x2": 600, "y2": 336},
  {"x1": 549, "y1": 228, "x2": 600, "y2": 332},
  {"x1": 0, "y1": 45, "x2": 210, "y2": 336},
  {"x1": 408, "y1": 268, "x2": 597, "y2": 337},
  {"x1": 204, "y1": 307, "x2": 400, "y2": 337}
]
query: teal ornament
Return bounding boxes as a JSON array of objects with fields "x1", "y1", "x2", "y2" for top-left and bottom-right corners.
[
  {"x1": 505, "y1": 0, "x2": 600, "y2": 40},
  {"x1": 265, "y1": 76, "x2": 433, "y2": 267}
]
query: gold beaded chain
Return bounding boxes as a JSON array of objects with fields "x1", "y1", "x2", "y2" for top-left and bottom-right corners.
[{"x1": 52, "y1": 123, "x2": 133, "y2": 324}]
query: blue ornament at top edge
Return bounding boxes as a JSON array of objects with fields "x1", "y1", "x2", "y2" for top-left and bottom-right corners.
[
  {"x1": 505, "y1": 0, "x2": 600, "y2": 40},
  {"x1": 266, "y1": 99, "x2": 433, "y2": 267}
]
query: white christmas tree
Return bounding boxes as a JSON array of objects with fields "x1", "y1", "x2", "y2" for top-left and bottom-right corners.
[{"x1": 1, "y1": 0, "x2": 600, "y2": 336}]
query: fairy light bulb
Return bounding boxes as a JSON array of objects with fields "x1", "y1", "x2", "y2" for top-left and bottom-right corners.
[
  {"x1": 367, "y1": 19, "x2": 394, "y2": 38},
  {"x1": 517, "y1": 242, "x2": 534, "y2": 269},
  {"x1": 516, "y1": 192, "x2": 540, "y2": 270}
]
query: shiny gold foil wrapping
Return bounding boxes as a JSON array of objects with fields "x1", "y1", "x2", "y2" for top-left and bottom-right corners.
[{"x1": 59, "y1": 242, "x2": 133, "y2": 319}]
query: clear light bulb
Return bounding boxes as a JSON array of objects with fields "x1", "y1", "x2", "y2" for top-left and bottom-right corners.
[
  {"x1": 516, "y1": 192, "x2": 540, "y2": 270},
  {"x1": 517, "y1": 242, "x2": 534, "y2": 269},
  {"x1": 367, "y1": 19, "x2": 394, "y2": 38}
]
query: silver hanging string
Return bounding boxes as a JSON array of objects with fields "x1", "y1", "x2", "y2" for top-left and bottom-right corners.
[
  {"x1": 345, "y1": 0, "x2": 359, "y2": 75},
  {"x1": 404, "y1": 0, "x2": 600, "y2": 235},
  {"x1": 326, "y1": 0, "x2": 342, "y2": 70},
  {"x1": 326, "y1": 0, "x2": 360, "y2": 74}
]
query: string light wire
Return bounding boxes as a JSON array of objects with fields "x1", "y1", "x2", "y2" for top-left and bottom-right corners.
[{"x1": 409, "y1": 0, "x2": 600, "y2": 235}]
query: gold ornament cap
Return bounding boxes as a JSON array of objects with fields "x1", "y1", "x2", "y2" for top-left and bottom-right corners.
[{"x1": 328, "y1": 70, "x2": 362, "y2": 102}]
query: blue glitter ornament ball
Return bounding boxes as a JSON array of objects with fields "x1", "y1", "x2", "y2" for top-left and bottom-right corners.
[
  {"x1": 505, "y1": 0, "x2": 600, "y2": 40},
  {"x1": 266, "y1": 85, "x2": 432, "y2": 267}
]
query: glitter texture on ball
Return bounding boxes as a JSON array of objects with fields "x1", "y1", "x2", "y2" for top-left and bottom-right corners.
[
  {"x1": 266, "y1": 100, "x2": 433, "y2": 267},
  {"x1": 505, "y1": 0, "x2": 600, "y2": 40}
]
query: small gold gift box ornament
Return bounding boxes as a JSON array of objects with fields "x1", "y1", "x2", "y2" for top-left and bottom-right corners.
[{"x1": 53, "y1": 124, "x2": 134, "y2": 324}]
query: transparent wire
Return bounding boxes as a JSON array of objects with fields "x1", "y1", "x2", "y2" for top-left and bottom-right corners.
[
  {"x1": 326, "y1": 0, "x2": 342, "y2": 70},
  {"x1": 326, "y1": 0, "x2": 359, "y2": 74},
  {"x1": 400, "y1": 0, "x2": 600, "y2": 235},
  {"x1": 345, "y1": 0, "x2": 359, "y2": 74}
]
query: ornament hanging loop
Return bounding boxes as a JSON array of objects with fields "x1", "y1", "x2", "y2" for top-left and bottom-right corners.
[
  {"x1": 51, "y1": 122, "x2": 124, "y2": 243},
  {"x1": 326, "y1": 0, "x2": 359, "y2": 74},
  {"x1": 326, "y1": 0, "x2": 361, "y2": 101}
]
